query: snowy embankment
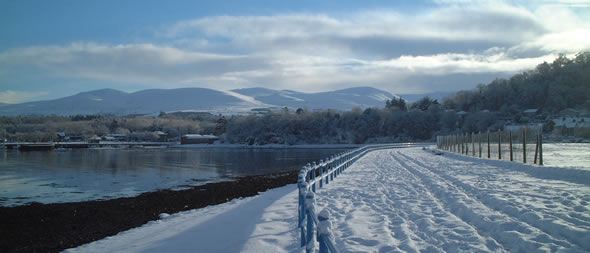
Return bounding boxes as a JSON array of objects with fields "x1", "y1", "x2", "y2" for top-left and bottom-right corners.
[
  {"x1": 65, "y1": 184, "x2": 301, "y2": 253},
  {"x1": 67, "y1": 147, "x2": 590, "y2": 252}
]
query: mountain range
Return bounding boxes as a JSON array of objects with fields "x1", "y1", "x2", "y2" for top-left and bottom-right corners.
[{"x1": 0, "y1": 87, "x2": 399, "y2": 116}]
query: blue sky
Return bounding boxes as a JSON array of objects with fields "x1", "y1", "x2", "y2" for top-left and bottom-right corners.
[{"x1": 1, "y1": 0, "x2": 589, "y2": 103}]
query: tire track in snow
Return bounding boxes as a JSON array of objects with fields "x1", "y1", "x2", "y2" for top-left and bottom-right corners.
[
  {"x1": 394, "y1": 150, "x2": 588, "y2": 252},
  {"x1": 399, "y1": 150, "x2": 590, "y2": 250},
  {"x1": 315, "y1": 150, "x2": 498, "y2": 252}
]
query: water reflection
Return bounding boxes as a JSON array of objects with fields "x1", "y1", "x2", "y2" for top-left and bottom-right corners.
[{"x1": 0, "y1": 147, "x2": 347, "y2": 206}]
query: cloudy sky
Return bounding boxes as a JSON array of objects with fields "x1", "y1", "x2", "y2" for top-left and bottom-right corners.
[{"x1": 0, "y1": 0, "x2": 589, "y2": 104}]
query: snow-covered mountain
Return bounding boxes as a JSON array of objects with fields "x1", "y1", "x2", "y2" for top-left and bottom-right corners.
[
  {"x1": 232, "y1": 86, "x2": 397, "y2": 110},
  {"x1": 0, "y1": 87, "x2": 397, "y2": 116}
]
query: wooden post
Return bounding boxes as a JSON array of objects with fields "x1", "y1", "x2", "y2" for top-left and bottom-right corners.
[
  {"x1": 539, "y1": 133, "x2": 543, "y2": 166},
  {"x1": 523, "y1": 128, "x2": 527, "y2": 163},
  {"x1": 498, "y1": 130, "x2": 502, "y2": 160},
  {"x1": 311, "y1": 162, "x2": 317, "y2": 192},
  {"x1": 534, "y1": 134, "x2": 539, "y2": 164},
  {"x1": 460, "y1": 134, "x2": 463, "y2": 154},
  {"x1": 472, "y1": 132, "x2": 475, "y2": 156},
  {"x1": 487, "y1": 130, "x2": 491, "y2": 159},
  {"x1": 509, "y1": 131, "x2": 513, "y2": 161}
]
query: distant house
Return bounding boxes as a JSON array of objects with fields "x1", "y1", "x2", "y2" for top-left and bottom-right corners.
[
  {"x1": 552, "y1": 115, "x2": 590, "y2": 137},
  {"x1": 56, "y1": 132, "x2": 83, "y2": 142},
  {"x1": 153, "y1": 131, "x2": 168, "y2": 142},
  {"x1": 102, "y1": 136, "x2": 116, "y2": 141},
  {"x1": 88, "y1": 135, "x2": 102, "y2": 144},
  {"x1": 181, "y1": 134, "x2": 219, "y2": 144},
  {"x1": 523, "y1": 109, "x2": 538, "y2": 114},
  {"x1": 56, "y1": 132, "x2": 66, "y2": 142}
]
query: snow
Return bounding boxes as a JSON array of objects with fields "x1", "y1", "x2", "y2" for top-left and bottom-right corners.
[
  {"x1": 66, "y1": 147, "x2": 590, "y2": 252},
  {"x1": 315, "y1": 148, "x2": 590, "y2": 252},
  {"x1": 543, "y1": 143, "x2": 590, "y2": 169},
  {"x1": 65, "y1": 185, "x2": 301, "y2": 253},
  {"x1": 279, "y1": 93, "x2": 305, "y2": 102},
  {"x1": 220, "y1": 90, "x2": 267, "y2": 106},
  {"x1": 181, "y1": 134, "x2": 217, "y2": 139}
]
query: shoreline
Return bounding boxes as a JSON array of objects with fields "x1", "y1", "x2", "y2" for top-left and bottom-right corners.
[{"x1": 0, "y1": 170, "x2": 299, "y2": 253}]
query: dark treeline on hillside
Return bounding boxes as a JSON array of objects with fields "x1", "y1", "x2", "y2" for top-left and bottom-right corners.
[
  {"x1": 226, "y1": 52, "x2": 590, "y2": 144},
  {"x1": 442, "y1": 53, "x2": 590, "y2": 113},
  {"x1": 2, "y1": 53, "x2": 589, "y2": 144}
]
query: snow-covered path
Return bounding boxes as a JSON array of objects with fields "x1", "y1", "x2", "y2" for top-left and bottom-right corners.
[
  {"x1": 315, "y1": 148, "x2": 590, "y2": 252},
  {"x1": 65, "y1": 184, "x2": 301, "y2": 253},
  {"x1": 66, "y1": 147, "x2": 590, "y2": 252}
]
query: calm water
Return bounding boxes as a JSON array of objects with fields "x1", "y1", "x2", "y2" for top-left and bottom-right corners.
[{"x1": 0, "y1": 147, "x2": 348, "y2": 207}]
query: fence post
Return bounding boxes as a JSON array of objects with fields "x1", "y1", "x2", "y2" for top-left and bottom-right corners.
[
  {"x1": 330, "y1": 156, "x2": 335, "y2": 180},
  {"x1": 498, "y1": 129, "x2": 502, "y2": 160},
  {"x1": 311, "y1": 162, "x2": 316, "y2": 192},
  {"x1": 317, "y1": 209, "x2": 333, "y2": 253},
  {"x1": 471, "y1": 132, "x2": 475, "y2": 156},
  {"x1": 534, "y1": 134, "x2": 539, "y2": 164},
  {"x1": 479, "y1": 132, "x2": 482, "y2": 158},
  {"x1": 523, "y1": 128, "x2": 527, "y2": 164},
  {"x1": 487, "y1": 130, "x2": 491, "y2": 159},
  {"x1": 299, "y1": 183, "x2": 307, "y2": 247},
  {"x1": 509, "y1": 131, "x2": 513, "y2": 161},
  {"x1": 463, "y1": 133, "x2": 469, "y2": 155},
  {"x1": 539, "y1": 133, "x2": 543, "y2": 165},
  {"x1": 319, "y1": 160, "x2": 324, "y2": 188},
  {"x1": 305, "y1": 192, "x2": 316, "y2": 253}
]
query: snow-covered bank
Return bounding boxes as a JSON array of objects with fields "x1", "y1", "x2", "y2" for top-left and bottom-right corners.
[{"x1": 65, "y1": 185, "x2": 301, "y2": 253}]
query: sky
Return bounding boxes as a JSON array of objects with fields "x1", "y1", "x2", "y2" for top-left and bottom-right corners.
[{"x1": 0, "y1": 0, "x2": 589, "y2": 104}]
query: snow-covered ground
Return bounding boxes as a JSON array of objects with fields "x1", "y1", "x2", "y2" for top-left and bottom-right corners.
[
  {"x1": 66, "y1": 147, "x2": 590, "y2": 252},
  {"x1": 316, "y1": 148, "x2": 590, "y2": 252},
  {"x1": 543, "y1": 143, "x2": 590, "y2": 170},
  {"x1": 65, "y1": 184, "x2": 301, "y2": 253}
]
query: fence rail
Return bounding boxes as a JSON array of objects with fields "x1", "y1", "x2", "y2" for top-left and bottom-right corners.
[
  {"x1": 297, "y1": 144, "x2": 415, "y2": 253},
  {"x1": 436, "y1": 128, "x2": 543, "y2": 165}
]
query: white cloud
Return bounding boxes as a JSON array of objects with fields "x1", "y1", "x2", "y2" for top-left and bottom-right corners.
[
  {"x1": 166, "y1": 5, "x2": 545, "y2": 47},
  {"x1": 0, "y1": 90, "x2": 48, "y2": 104},
  {"x1": 0, "y1": 43, "x2": 272, "y2": 90},
  {"x1": 0, "y1": 1, "x2": 588, "y2": 96}
]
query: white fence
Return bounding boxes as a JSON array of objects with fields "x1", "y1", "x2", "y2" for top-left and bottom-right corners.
[{"x1": 297, "y1": 144, "x2": 415, "y2": 253}]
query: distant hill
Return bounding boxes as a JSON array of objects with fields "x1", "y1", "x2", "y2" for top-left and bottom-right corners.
[
  {"x1": 232, "y1": 86, "x2": 397, "y2": 110},
  {"x1": 0, "y1": 88, "x2": 263, "y2": 116},
  {"x1": 0, "y1": 86, "x2": 398, "y2": 116}
]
